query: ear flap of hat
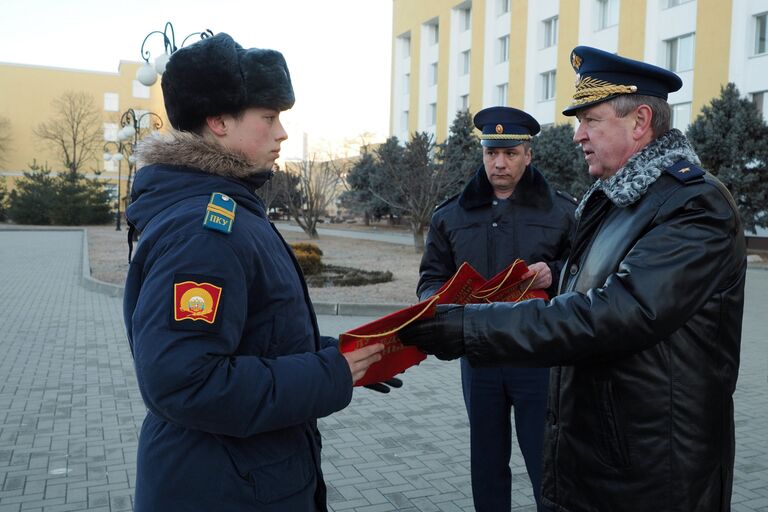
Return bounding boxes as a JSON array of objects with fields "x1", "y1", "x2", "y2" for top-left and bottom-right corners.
[
  {"x1": 240, "y1": 49, "x2": 295, "y2": 111},
  {"x1": 161, "y1": 33, "x2": 246, "y2": 131}
]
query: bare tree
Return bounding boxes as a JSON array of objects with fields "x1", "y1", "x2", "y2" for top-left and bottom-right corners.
[
  {"x1": 33, "y1": 91, "x2": 102, "y2": 172},
  {"x1": 368, "y1": 133, "x2": 458, "y2": 252},
  {"x1": 282, "y1": 154, "x2": 347, "y2": 238},
  {"x1": 0, "y1": 116, "x2": 11, "y2": 165}
]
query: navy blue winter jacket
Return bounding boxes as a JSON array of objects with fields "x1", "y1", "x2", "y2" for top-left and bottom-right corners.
[{"x1": 123, "y1": 131, "x2": 352, "y2": 511}]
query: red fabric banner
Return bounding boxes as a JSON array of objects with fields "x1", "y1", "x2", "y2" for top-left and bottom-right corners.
[{"x1": 339, "y1": 260, "x2": 548, "y2": 386}]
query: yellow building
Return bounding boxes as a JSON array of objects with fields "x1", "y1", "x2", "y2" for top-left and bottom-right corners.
[
  {"x1": 0, "y1": 60, "x2": 166, "y2": 205},
  {"x1": 391, "y1": 0, "x2": 768, "y2": 142}
]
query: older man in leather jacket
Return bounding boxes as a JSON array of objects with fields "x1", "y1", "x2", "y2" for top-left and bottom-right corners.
[{"x1": 400, "y1": 46, "x2": 746, "y2": 512}]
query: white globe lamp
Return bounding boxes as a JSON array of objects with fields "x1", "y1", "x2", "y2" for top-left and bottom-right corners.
[{"x1": 136, "y1": 63, "x2": 158, "y2": 86}]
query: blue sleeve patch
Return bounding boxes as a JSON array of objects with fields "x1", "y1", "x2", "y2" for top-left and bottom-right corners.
[
  {"x1": 203, "y1": 192, "x2": 237, "y2": 233},
  {"x1": 664, "y1": 160, "x2": 705, "y2": 184}
]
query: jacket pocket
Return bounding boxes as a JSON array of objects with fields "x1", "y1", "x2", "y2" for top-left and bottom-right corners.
[
  {"x1": 249, "y1": 448, "x2": 315, "y2": 503},
  {"x1": 593, "y1": 378, "x2": 631, "y2": 469},
  {"x1": 218, "y1": 427, "x2": 315, "y2": 504}
]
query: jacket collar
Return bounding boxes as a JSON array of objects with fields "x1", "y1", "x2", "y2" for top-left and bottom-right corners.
[
  {"x1": 575, "y1": 129, "x2": 701, "y2": 219},
  {"x1": 459, "y1": 164, "x2": 553, "y2": 210},
  {"x1": 135, "y1": 129, "x2": 273, "y2": 189}
]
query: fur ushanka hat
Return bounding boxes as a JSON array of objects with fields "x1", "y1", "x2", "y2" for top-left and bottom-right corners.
[{"x1": 161, "y1": 33, "x2": 295, "y2": 131}]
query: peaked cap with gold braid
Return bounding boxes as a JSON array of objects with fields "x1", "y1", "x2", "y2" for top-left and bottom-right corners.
[
  {"x1": 562, "y1": 46, "x2": 682, "y2": 116},
  {"x1": 473, "y1": 106, "x2": 540, "y2": 147}
]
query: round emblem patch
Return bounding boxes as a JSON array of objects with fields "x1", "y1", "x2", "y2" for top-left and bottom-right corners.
[{"x1": 495, "y1": 124, "x2": 504, "y2": 134}]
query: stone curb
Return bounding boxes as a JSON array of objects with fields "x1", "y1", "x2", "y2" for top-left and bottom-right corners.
[{"x1": 75, "y1": 228, "x2": 411, "y2": 317}]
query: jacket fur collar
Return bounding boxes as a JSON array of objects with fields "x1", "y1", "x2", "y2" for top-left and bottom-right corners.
[
  {"x1": 135, "y1": 129, "x2": 273, "y2": 185},
  {"x1": 575, "y1": 129, "x2": 700, "y2": 219},
  {"x1": 459, "y1": 164, "x2": 553, "y2": 210}
]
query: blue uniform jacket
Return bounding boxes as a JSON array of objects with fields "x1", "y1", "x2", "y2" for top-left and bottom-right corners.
[
  {"x1": 123, "y1": 141, "x2": 352, "y2": 511},
  {"x1": 418, "y1": 164, "x2": 577, "y2": 299}
]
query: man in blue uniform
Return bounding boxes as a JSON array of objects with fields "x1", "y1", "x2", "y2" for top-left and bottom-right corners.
[
  {"x1": 123, "y1": 32, "x2": 393, "y2": 511},
  {"x1": 418, "y1": 107, "x2": 576, "y2": 511},
  {"x1": 401, "y1": 46, "x2": 746, "y2": 511}
]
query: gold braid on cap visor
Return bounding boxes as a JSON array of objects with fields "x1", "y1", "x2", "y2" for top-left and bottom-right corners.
[
  {"x1": 479, "y1": 134, "x2": 532, "y2": 140},
  {"x1": 571, "y1": 76, "x2": 638, "y2": 106}
]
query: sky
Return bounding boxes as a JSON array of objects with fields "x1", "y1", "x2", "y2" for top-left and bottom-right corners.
[{"x1": 0, "y1": 0, "x2": 393, "y2": 160}]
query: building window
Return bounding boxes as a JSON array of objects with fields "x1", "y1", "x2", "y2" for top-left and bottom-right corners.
[
  {"x1": 103, "y1": 93, "x2": 119, "y2": 112},
  {"x1": 460, "y1": 7, "x2": 472, "y2": 31},
  {"x1": 665, "y1": 33, "x2": 695, "y2": 72},
  {"x1": 666, "y1": 0, "x2": 694, "y2": 7},
  {"x1": 460, "y1": 50, "x2": 471, "y2": 75},
  {"x1": 540, "y1": 70, "x2": 556, "y2": 101},
  {"x1": 428, "y1": 23, "x2": 439, "y2": 45},
  {"x1": 400, "y1": 35, "x2": 411, "y2": 58},
  {"x1": 429, "y1": 62, "x2": 439, "y2": 86},
  {"x1": 497, "y1": 0, "x2": 510, "y2": 16},
  {"x1": 671, "y1": 102, "x2": 691, "y2": 131},
  {"x1": 132, "y1": 80, "x2": 150, "y2": 99},
  {"x1": 542, "y1": 16, "x2": 558, "y2": 48},
  {"x1": 459, "y1": 94, "x2": 469, "y2": 110},
  {"x1": 401, "y1": 110, "x2": 409, "y2": 132},
  {"x1": 496, "y1": 83, "x2": 508, "y2": 106},
  {"x1": 497, "y1": 35, "x2": 509, "y2": 63},
  {"x1": 103, "y1": 122, "x2": 118, "y2": 142},
  {"x1": 755, "y1": 12, "x2": 767, "y2": 55},
  {"x1": 428, "y1": 103, "x2": 437, "y2": 126},
  {"x1": 595, "y1": 0, "x2": 619, "y2": 31},
  {"x1": 403, "y1": 73, "x2": 410, "y2": 92},
  {"x1": 751, "y1": 91, "x2": 767, "y2": 119}
]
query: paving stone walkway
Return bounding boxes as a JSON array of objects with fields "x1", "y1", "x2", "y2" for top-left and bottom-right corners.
[{"x1": 0, "y1": 230, "x2": 766, "y2": 511}]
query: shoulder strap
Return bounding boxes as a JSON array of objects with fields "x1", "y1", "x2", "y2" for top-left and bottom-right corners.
[
  {"x1": 203, "y1": 192, "x2": 237, "y2": 234},
  {"x1": 664, "y1": 160, "x2": 705, "y2": 184}
]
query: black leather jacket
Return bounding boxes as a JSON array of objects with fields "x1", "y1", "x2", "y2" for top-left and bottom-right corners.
[
  {"x1": 418, "y1": 164, "x2": 576, "y2": 299},
  {"x1": 461, "y1": 131, "x2": 746, "y2": 511}
]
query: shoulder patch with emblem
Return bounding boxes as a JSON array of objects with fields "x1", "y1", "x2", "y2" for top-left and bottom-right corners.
[
  {"x1": 665, "y1": 160, "x2": 705, "y2": 184},
  {"x1": 171, "y1": 274, "x2": 224, "y2": 331},
  {"x1": 203, "y1": 192, "x2": 236, "y2": 233}
]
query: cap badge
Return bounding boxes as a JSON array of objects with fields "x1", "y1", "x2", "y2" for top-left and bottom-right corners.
[
  {"x1": 495, "y1": 124, "x2": 504, "y2": 134},
  {"x1": 571, "y1": 53, "x2": 583, "y2": 71}
]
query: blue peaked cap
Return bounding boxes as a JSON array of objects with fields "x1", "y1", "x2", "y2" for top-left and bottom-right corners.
[
  {"x1": 473, "y1": 106, "x2": 540, "y2": 148},
  {"x1": 562, "y1": 46, "x2": 683, "y2": 116}
]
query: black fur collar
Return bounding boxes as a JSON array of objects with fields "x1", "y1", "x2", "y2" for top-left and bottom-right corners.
[{"x1": 459, "y1": 164, "x2": 553, "y2": 210}]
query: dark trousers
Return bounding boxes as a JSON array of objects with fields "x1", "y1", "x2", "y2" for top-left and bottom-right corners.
[{"x1": 461, "y1": 358, "x2": 550, "y2": 512}]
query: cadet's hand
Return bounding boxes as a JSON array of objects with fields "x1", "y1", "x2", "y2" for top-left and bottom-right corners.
[
  {"x1": 521, "y1": 261, "x2": 552, "y2": 290},
  {"x1": 342, "y1": 343, "x2": 385, "y2": 384},
  {"x1": 399, "y1": 304, "x2": 465, "y2": 361},
  {"x1": 363, "y1": 378, "x2": 404, "y2": 393}
]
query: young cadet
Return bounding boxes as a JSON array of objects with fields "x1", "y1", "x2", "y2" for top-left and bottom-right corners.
[{"x1": 123, "y1": 32, "x2": 393, "y2": 511}]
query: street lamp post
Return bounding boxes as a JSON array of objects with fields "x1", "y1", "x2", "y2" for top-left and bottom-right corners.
[
  {"x1": 103, "y1": 141, "x2": 125, "y2": 230},
  {"x1": 103, "y1": 108, "x2": 163, "y2": 230},
  {"x1": 136, "y1": 22, "x2": 213, "y2": 86}
]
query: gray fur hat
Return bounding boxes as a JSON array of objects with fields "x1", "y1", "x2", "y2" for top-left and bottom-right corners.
[{"x1": 161, "y1": 32, "x2": 295, "y2": 131}]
